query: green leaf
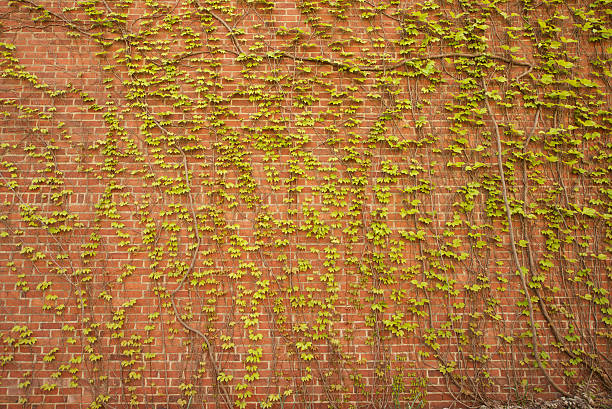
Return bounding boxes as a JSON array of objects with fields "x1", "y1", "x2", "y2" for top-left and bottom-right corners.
[{"x1": 582, "y1": 207, "x2": 597, "y2": 217}]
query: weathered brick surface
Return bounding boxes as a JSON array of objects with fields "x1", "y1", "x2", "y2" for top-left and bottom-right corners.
[{"x1": 0, "y1": 0, "x2": 610, "y2": 408}]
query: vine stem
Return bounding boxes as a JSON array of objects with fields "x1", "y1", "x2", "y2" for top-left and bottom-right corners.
[
  {"x1": 168, "y1": 147, "x2": 233, "y2": 409},
  {"x1": 520, "y1": 115, "x2": 612, "y2": 389},
  {"x1": 14, "y1": 0, "x2": 113, "y2": 41},
  {"x1": 193, "y1": 0, "x2": 245, "y2": 55},
  {"x1": 481, "y1": 78, "x2": 568, "y2": 397},
  {"x1": 173, "y1": 47, "x2": 532, "y2": 73},
  {"x1": 141, "y1": 108, "x2": 233, "y2": 408}
]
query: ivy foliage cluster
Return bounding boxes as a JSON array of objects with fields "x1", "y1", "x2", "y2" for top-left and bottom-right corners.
[{"x1": 0, "y1": 0, "x2": 610, "y2": 407}]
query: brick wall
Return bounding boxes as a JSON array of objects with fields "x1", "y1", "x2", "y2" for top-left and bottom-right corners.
[{"x1": 0, "y1": 0, "x2": 610, "y2": 408}]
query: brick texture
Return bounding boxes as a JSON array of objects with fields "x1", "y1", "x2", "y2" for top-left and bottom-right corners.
[{"x1": 0, "y1": 0, "x2": 610, "y2": 408}]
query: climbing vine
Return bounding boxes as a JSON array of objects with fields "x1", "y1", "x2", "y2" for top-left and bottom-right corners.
[{"x1": 0, "y1": 0, "x2": 610, "y2": 407}]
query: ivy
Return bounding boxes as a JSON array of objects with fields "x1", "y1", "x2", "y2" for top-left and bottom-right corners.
[{"x1": 0, "y1": 0, "x2": 610, "y2": 407}]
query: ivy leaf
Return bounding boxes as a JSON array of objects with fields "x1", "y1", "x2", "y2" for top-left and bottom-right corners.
[
  {"x1": 541, "y1": 74, "x2": 554, "y2": 84},
  {"x1": 421, "y1": 60, "x2": 436, "y2": 76},
  {"x1": 556, "y1": 60, "x2": 574, "y2": 69}
]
